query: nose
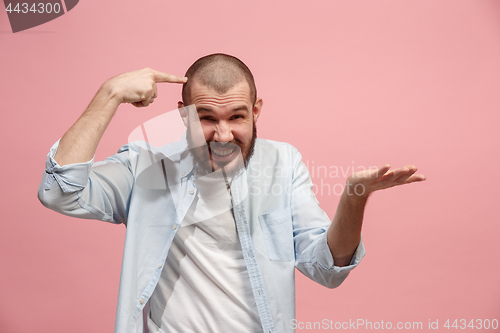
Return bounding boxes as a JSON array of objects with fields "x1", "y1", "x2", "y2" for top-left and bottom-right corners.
[{"x1": 213, "y1": 121, "x2": 234, "y2": 142}]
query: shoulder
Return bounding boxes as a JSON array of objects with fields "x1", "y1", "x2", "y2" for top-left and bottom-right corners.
[
  {"x1": 116, "y1": 141, "x2": 150, "y2": 154},
  {"x1": 255, "y1": 138, "x2": 299, "y2": 152},
  {"x1": 253, "y1": 138, "x2": 302, "y2": 166},
  {"x1": 108, "y1": 140, "x2": 187, "y2": 175},
  {"x1": 115, "y1": 139, "x2": 186, "y2": 159}
]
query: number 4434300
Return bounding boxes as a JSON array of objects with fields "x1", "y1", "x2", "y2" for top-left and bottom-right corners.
[
  {"x1": 443, "y1": 319, "x2": 498, "y2": 330},
  {"x1": 5, "y1": 2, "x2": 62, "y2": 14}
]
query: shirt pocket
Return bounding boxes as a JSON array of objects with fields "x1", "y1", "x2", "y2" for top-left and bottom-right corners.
[{"x1": 258, "y1": 207, "x2": 294, "y2": 262}]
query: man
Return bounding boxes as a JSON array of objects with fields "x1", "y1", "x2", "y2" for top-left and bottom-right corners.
[{"x1": 38, "y1": 54, "x2": 425, "y2": 333}]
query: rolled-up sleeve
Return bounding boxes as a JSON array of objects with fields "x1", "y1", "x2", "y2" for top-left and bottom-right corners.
[
  {"x1": 38, "y1": 140, "x2": 134, "y2": 225},
  {"x1": 311, "y1": 232, "x2": 365, "y2": 287}
]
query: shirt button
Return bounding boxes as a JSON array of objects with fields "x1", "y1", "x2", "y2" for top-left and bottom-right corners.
[
  {"x1": 158, "y1": 263, "x2": 162, "y2": 268},
  {"x1": 139, "y1": 299, "x2": 145, "y2": 304},
  {"x1": 181, "y1": 172, "x2": 186, "y2": 177},
  {"x1": 172, "y1": 224, "x2": 177, "y2": 230},
  {"x1": 189, "y1": 189, "x2": 194, "y2": 195}
]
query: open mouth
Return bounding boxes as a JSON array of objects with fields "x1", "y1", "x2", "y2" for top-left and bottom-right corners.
[{"x1": 209, "y1": 144, "x2": 239, "y2": 162}]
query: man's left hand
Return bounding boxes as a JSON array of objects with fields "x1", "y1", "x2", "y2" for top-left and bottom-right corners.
[{"x1": 346, "y1": 164, "x2": 426, "y2": 197}]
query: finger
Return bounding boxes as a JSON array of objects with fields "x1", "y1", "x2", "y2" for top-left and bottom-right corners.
[
  {"x1": 383, "y1": 164, "x2": 415, "y2": 179},
  {"x1": 152, "y1": 83, "x2": 158, "y2": 99},
  {"x1": 368, "y1": 164, "x2": 391, "y2": 180},
  {"x1": 379, "y1": 166, "x2": 423, "y2": 189},
  {"x1": 151, "y1": 69, "x2": 188, "y2": 84},
  {"x1": 393, "y1": 166, "x2": 418, "y2": 183},
  {"x1": 132, "y1": 101, "x2": 146, "y2": 108},
  {"x1": 136, "y1": 95, "x2": 154, "y2": 107},
  {"x1": 380, "y1": 168, "x2": 406, "y2": 183},
  {"x1": 384, "y1": 173, "x2": 426, "y2": 190},
  {"x1": 403, "y1": 174, "x2": 426, "y2": 183}
]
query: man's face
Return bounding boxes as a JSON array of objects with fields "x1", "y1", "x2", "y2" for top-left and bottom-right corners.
[{"x1": 181, "y1": 80, "x2": 262, "y2": 176}]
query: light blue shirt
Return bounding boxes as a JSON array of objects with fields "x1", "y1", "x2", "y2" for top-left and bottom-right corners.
[{"x1": 38, "y1": 135, "x2": 365, "y2": 333}]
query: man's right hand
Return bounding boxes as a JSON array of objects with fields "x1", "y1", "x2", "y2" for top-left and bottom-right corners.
[
  {"x1": 104, "y1": 68, "x2": 187, "y2": 107},
  {"x1": 53, "y1": 68, "x2": 187, "y2": 166}
]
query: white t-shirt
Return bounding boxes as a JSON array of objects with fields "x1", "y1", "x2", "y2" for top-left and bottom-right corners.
[{"x1": 147, "y1": 170, "x2": 262, "y2": 333}]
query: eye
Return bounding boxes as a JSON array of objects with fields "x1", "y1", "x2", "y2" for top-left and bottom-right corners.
[
  {"x1": 200, "y1": 116, "x2": 216, "y2": 122},
  {"x1": 230, "y1": 115, "x2": 244, "y2": 120}
]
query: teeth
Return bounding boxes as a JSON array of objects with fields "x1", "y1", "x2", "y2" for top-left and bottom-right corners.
[{"x1": 212, "y1": 147, "x2": 235, "y2": 157}]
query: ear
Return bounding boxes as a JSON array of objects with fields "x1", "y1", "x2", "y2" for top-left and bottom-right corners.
[
  {"x1": 178, "y1": 101, "x2": 188, "y2": 127},
  {"x1": 253, "y1": 97, "x2": 263, "y2": 124}
]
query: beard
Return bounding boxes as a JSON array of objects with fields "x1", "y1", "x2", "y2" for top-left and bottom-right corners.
[{"x1": 187, "y1": 121, "x2": 257, "y2": 178}]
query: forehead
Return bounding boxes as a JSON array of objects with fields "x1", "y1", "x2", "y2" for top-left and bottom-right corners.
[{"x1": 189, "y1": 80, "x2": 253, "y2": 108}]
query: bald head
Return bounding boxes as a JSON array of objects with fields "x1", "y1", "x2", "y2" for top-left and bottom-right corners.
[{"x1": 182, "y1": 53, "x2": 257, "y2": 105}]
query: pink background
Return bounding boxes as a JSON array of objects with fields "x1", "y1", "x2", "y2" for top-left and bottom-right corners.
[{"x1": 1, "y1": 0, "x2": 499, "y2": 332}]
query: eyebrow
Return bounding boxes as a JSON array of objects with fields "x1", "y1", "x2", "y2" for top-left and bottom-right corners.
[{"x1": 197, "y1": 105, "x2": 249, "y2": 113}]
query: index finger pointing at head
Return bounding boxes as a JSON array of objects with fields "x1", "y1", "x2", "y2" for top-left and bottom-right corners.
[{"x1": 151, "y1": 69, "x2": 188, "y2": 84}]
